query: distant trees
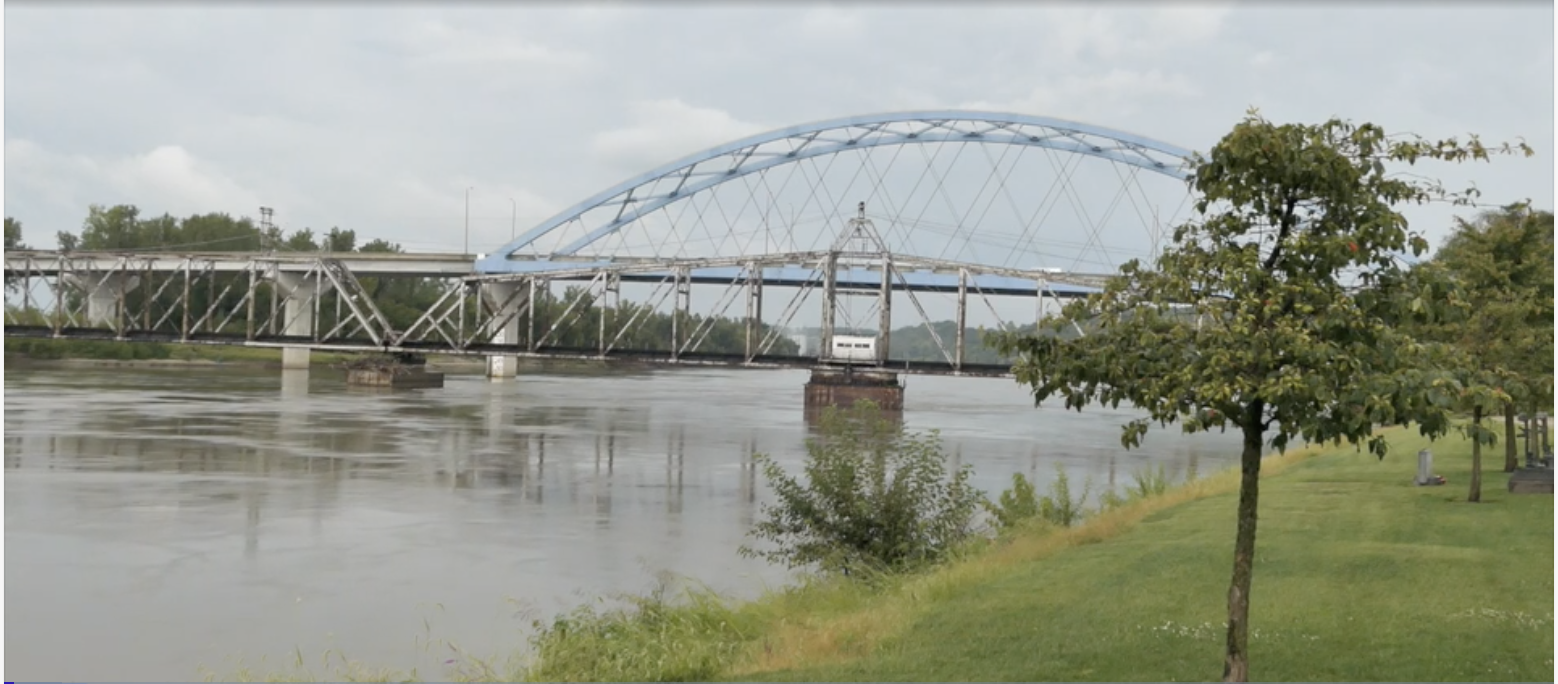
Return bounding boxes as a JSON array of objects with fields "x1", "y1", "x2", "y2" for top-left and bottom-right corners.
[
  {"x1": 1409, "y1": 204, "x2": 1554, "y2": 494},
  {"x1": 4, "y1": 217, "x2": 26, "y2": 251}
]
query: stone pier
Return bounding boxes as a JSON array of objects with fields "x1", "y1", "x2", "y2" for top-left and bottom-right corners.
[
  {"x1": 803, "y1": 366, "x2": 904, "y2": 414},
  {"x1": 344, "y1": 353, "x2": 446, "y2": 389}
]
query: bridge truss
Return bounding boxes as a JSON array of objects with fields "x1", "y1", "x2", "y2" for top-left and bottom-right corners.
[{"x1": 3, "y1": 245, "x2": 1102, "y2": 377}]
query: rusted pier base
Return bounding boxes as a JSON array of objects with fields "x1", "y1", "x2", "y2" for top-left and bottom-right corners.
[
  {"x1": 344, "y1": 353, "x2": 446, "y2": 390},
  {"x1": 804, "y1": 366, "x2": 904, "y2": 414}
]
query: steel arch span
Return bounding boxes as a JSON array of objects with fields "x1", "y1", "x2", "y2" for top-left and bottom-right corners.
[{"x1": 475, "y1": 110, "x2": 1197, "y2": 275}]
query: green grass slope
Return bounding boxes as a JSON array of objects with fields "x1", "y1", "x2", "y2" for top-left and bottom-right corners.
[{"x1": 744, "y1": 429, "x2": 1553, "y2": 682}]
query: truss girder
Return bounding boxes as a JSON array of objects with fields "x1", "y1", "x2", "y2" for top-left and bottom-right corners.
[
  {"x1": 477, "y1": 110, "x2": 1194, "y2": 270},
  {"x1": 4, "y1": 249, "x2": 1132, "y2": 377}
]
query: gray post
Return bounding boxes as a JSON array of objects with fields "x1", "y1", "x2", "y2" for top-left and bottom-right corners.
[
  {"x1": 744, "y1": 262, "x2": 762, "y2": 361},
  {"x1": 1533, "y1": 411, "x2": 1545, "y2": 461},
  {"x1": 955, "y1": 268, "x2": 968, "y2": 371},
  {"x1": 599, "y1": 274, "x2": 618, "y2": 356},
  {"x1": 821, "y1": 251, "x2": 838, "y2": 362},
  {"x1": 527, "y1": 277, "x2": 539, "y2": 352},
  {"x1": 877, "y1": 255, "x2": 892, "y2": 366},
  {"x1": 1415, "y1": 449, "x2": 1433, "y2": 485},
  {"x1": 672, "y1": 266, "x2": 690, "y2": 360}
]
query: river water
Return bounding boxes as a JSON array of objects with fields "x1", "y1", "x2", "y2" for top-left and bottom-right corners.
[{"x1": 4, "y1": 363, "x2": 1244, "y2": 681}]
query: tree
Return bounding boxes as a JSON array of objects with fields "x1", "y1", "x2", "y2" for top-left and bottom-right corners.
[
  {"x1": 323, "y1": 227, "x2": 356, "y2": 252},
  {"x1": 283, "y1": 229, "x2": 319, "y2": 252},
  {"x1": 5, "y1": 217, "x2": 27, "y2": 251},
  {"x1": 1426, "y1": 205, "x2": 1554, "y2": 473},
  {"x1": 739, "y1": 400, "x2": 984, "y2": 576},
  {"x1": 990, "y1": 110, "x2": 1531, "y2": 682}
]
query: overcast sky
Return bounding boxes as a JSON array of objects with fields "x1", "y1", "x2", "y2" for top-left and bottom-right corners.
[{"x1": 5, "y1": 1, "x2": 1553, "y2": 261}]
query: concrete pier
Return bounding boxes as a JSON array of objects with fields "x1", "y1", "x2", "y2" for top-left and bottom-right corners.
[
  {"x1": 803, "y1": 366, "x2": 904, "y2": 414},
  {"x1": 274, "y1": 272, "x2": 329, "y2": 370},
  {"x1": 480, "y1": 281, "x2": 527, "y2": 379},
  {"x1": 61, "y1": 272, "x2": 142, "y2": 328}
]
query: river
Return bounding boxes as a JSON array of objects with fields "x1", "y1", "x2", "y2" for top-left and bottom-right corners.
[{"x1": 3, "y1": 363, "x2": 1244, "y2": 681}]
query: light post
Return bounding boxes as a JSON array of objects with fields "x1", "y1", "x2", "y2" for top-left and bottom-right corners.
[
  {"x1": 508, "y1": 197, "x2": 517, "y2": 241},
  {"x1": 463, "y1": 186, "x2": 475, "y2": 255}
]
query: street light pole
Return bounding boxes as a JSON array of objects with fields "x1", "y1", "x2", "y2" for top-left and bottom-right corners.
[
  {"x1": 464, "y1": 186, "x2": 475, "y2": 255},
  {"x1": 508, "y1": 197, "x2": 517, "y2": 241}
]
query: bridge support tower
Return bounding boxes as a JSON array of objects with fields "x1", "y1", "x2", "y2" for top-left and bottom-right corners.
[{"x1": 273, "y1": 272, "x2": 329, "y2": 370}]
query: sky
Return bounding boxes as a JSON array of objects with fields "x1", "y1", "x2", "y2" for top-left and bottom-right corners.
[{"x1": 4, "y1": 1, "x2": 1554, "y2": 267}]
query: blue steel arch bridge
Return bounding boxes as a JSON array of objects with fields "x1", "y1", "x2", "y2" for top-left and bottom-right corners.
[{"x1": 3, "y1": 110, "x2": 1197, "y2": 378}]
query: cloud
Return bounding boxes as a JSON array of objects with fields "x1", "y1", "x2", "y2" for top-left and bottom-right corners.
[
  {"x1": 3, "y1": 3, "x2": 1551, "y2": 259},
  {"x1": 797, "y1": 5, "x2": 865, "y2": 37},
  {"x1": 589, "y1": 100, "x2": 771, "y2": 173},
  {"x1": 960, "y1": 68, "x2": 1201, "y2": 122},
  {"x1": 400, "y1": 19, "x2": 594, "y2": 70},
  {"x1": 1147, "y1": 4, "x2": 1235, "y2": 44},
  {"x1": 6, "y1": 139, "x2": 263, "y2": 238}
]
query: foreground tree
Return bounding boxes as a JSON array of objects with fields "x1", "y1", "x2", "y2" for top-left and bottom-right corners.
[{"x1": 991, "y1": 110, "x2": 1531, "y2": 682}]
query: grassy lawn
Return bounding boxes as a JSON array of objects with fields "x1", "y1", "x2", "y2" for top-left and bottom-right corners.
[{"x1": 737, "y1": 429, "x2": 1553, "y2": 682}]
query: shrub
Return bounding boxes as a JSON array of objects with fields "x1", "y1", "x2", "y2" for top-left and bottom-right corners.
[
  {"x1": 984, "y1": 472, "x2": 1041, "y2": 531},
  {"x1": 1036, "y1": 466, "x2": 1089, "y2": 527},
  {"x1": 1127, "y1": 463, "x2": 1173, "y2": 499},
  {"x1": 739, "y1": 400, "x2": 985, "y2": 576},
  {"x1": 521, "y1": 579, "x2": 756, "y2": 682}
]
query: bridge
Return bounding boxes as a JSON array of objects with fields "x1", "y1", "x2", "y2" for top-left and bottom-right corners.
[{"x1": 4, "y1": 110, "x2": 1196, "y2": 404}]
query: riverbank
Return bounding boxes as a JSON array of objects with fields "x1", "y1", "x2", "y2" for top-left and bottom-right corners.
[
  {"x1": 215, "y1": 427, "x2": 1553, "y2": 682},
  {"x1": 1, "y1": 338, "x2": 625, "y2": 374}
]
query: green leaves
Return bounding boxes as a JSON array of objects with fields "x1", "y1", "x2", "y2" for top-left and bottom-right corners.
[
  {"x1": 739, "y1": 401, "x2": 985, "y2": 577},
  {"x1": 992, "y1": 110, "x2": 1533, "y2": 456}
]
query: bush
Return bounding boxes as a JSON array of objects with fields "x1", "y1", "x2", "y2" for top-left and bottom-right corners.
[
  {"x1": 521, "y1": 579, "x2": 756, "y2": 682},
  {"x1": 985, "y1": 472, "x2": 1041, "y2": 530},
  {"x1": 740, "y1": 400, "x2": 985, "y2": 576},
  {"x1": 987, "y1": 467, "x2": 1094, "y2": 530}
]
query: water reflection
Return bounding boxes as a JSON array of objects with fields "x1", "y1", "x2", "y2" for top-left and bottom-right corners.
[{"x1": 5, "y1": 364, "x2": 1242, "y2": 682}]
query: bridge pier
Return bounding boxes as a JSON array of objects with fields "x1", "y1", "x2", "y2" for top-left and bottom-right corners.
[
  {"x1": 480, "y1": 281, "x2": 527, "y2": 379},
  {"x1": 803, "y1": 366, "x2": 904, "y2": 417},
  {"x1": 273, "y1": 272, "x2": 330, "y2": 370},
  {"x1": 61, "y1": 272, "x2": 142, "y2": 328}
]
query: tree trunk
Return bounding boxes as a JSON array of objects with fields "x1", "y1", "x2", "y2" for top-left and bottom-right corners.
[
  {"x1": 1468, "y1": 404, "x2": 1483, "y2": 503},
  {"x1": 1222, "y1": 406, "x2": 1264, "y2": 683},
  {"x1": 1504, "y1": 402, "x2": 1518, "y2": 472}
]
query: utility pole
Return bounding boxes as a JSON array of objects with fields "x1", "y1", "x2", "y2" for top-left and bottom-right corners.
[
  {"x1": 508, "y1": 197, "x2": 517, "y2": 241},
  {"x1": 259, "y1": 207, "x2": 275, "y2": 252},
  {"x1": 464, "y1": 187, "x2": 474, "y2": 255}
]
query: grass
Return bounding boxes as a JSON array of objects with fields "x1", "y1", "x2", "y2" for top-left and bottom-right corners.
[{"x1": 208, "y1": 427, "x2": 1554, "y2": 682}]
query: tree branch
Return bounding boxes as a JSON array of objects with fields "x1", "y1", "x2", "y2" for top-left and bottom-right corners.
[{"x1": 1263, "y1": 194, "x2": 1299, "y2": 272}]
